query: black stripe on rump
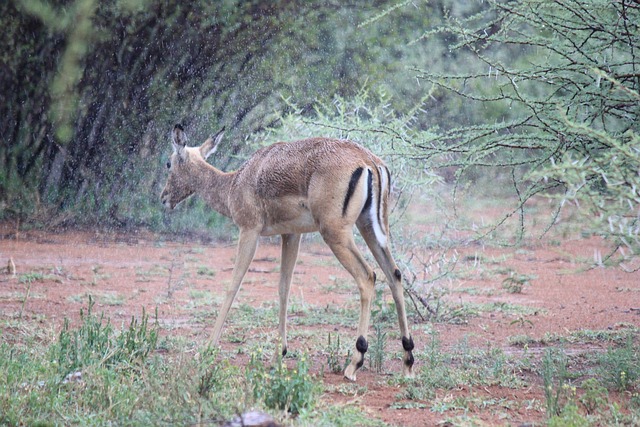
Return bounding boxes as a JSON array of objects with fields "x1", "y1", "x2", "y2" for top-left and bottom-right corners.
[
  {"x1": 362, "y1": 169, "x2": 373, "y2": 214},
  {"x1": 342, "y1": 167, "x2": 364, "y2": 217},
  {"x1": 383, "y1": 166, "x2": 391, "y2": 195},
  {"x1": 376, "y1": 167, "x2": 383, "y2": 228}
]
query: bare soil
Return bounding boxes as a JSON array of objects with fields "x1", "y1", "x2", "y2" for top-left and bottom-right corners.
[{"x1": 1, "y1": 224, "x2": 638, "y2": 426}]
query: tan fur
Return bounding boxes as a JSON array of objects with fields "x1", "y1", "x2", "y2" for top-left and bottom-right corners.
[{"x1": 161, "y1": 125, "x2": 414, "y2": 381}]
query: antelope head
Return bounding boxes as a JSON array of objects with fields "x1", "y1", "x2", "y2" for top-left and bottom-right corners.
[{"x1": 160, "y1": 124, "x2": 225, "y2": 209}]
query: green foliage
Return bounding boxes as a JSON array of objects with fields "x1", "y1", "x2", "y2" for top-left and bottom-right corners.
[
  {"x1": 196, "y1": 266, "x2": 216, "y2": 277},
  {"x1": 3, "y1": 0, "x2": 638, "y2": 262},
  {"x1": 597, "y1": 335, "x2": 639, "y2": 391},
  {"x1": 197, "y1": 346, "x2": 231, "y2": 399},
  {"x1": 413, "y1": 0, "x2": 640, "y2": 261},
  {"x1": 501, "y1": 273, "x2": 531, "y2": 294},
  {"x1": 50, "y1": 297, "x2": 158, "y2": 377},
  {"x1": 0, "y1": 303, "x2": 247, "y2": 426},
  {"x1": 1, "y1": 297, "x2": 638, "y2": 425},
  {"x1": 369, "y1": 323, "x2": 388, "y2": 374},
  {"x1": 547, "y1": 402, "x2": 590, "y2": 427},
  {"x1": 1, "y1": 0, "x2": 435, "y2": 228},
  {"x1": 246, "y1": 350, "x2": 319, "y2": 415},
  {"x1": 325, "y1": 332, "x2": 350, "y2": 375},
  {"x1": 542, "y1": 348, "x2": 578, "y2": 419},
  {"x1": 400, "y1": 331, "x2": 527, "y2": 397},
  {"x1": 579, "y1": 378, "x2": 608, "y2": 415},
  {"x1": 18, "y1": 272, "x2": 58, "y2": 284},
  {"x1": 298, "y1": 404, "x2": 389, "y2": 427}
]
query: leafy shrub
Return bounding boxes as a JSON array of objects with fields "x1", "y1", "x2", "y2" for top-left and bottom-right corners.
[
  {"x1": 579, "y1": 378, "x2": 608, "y2": 415},
  {"x1": 246, "y1": 350, "x2": 319, "y2": 414},
  {"x1": 50, "y1": 297, "x2": 158, "y2": 377},
  {"x1": 542, "y1": 348, "x2": 570, "y2": 417},
  {"x1": 415, "y1": 0, "x2": 640, "y2": 262},
  {"x1": 547, "y1": 402, "x2": 589, "y2": 427},
  {"x1": 369, "y1": 323, "x2": 387, "y2": 374},
  {"x1": 197, "y1": 346, "x2": 233, "y2": 399},
  {"x1": 598, "y1": 335, "x2": 639, "y2": 391},
  {"x1": 325, "y1": 332, "x2": 350, "y2": 374}
]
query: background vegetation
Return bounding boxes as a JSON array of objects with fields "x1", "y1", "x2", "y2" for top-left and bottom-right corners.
[
  {"x1": 1, "y1": 1, "x2": 639, "y2": 423},
  {"x1": 1, "y1": 0, "x2": 439, "y2": 229},
  {"x1": 2, "y1": 0, "x2": 637, "y2": 264},
  {"x1": 2, "y1": 0, "x2": 638, "y2": 265}
]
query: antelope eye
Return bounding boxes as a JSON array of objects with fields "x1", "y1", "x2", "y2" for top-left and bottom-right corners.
[{"x1": 166, "y1": 160, "x2": 171, "y2": 169}]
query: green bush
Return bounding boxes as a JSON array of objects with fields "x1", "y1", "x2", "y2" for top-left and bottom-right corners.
[
  {"x1": 414, "y1": 0, "x2": 640, "y2": 260},
  {"x1": 325, "y1": 332, "x2": 350, "y2": 375},
  {"x1": 0, "y1": 303, "x2": 247, "y2": 426},
  {"x1": 246, "y1": 350, "x2": 320, "y2": 415},
  {"x1": 548, "y1": 403, "x2": 590, "y2": 427},
  {"x1": 369, "y1": 323, "x2": 387, "y2": 374},
  {"x1": 542, "y1": 348, "x2": 570, "y2": 417},
  {"x1": 50, "y1": 297, "x2": 158, "y2": 377},
  {"x1": 579, "y1": 378, "x2": 608, "y2": 415},
  {"x1": 598, "y1": 335, "x2": 639, "y2": 392}
]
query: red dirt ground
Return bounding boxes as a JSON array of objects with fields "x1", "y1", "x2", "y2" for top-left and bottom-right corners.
[{"x1": 1, "y1": 224, "x2": 638, "y2": 426}]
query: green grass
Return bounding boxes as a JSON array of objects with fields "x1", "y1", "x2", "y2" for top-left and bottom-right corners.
[
  {"x1": 535, "y1": 339, "x2": 640, "y2": 426},
  {"x1": 502, "y1": 273, "x2": 533, "y2": 293},
  {"x1": 0, "y1": 300, "x2": 175, "y2": 426},
  {"x1": 246, "y1": 350, "x2": 320, "y2": 415},
  {"x1": 597, "y1": 335, "x2": 639, "y2": 391},
  {"x1": 2, "y1": 289, "x2": 639, "y2": 426},
  {"x1": 67, "y1": 291, "x2": 127, "y2": 306},
  {"x1": 508, "y1": 325, "x2": 639, "y2": 347},
  {"x1": 0, "y1": 301, "x2": 325, "y2": 426},
  {"x1": 325, "y1": 332, "x2": 351, "y2": 374},
  {"x1": 196, "y1": 266, "x2": 216, "y2": 277},
  {"x1": 368, "y1": 323, "x2": 387, "y2": 374},
  {"x1": 388, "y1": 333, "x2": 640, "y2": 425},
  {"x1": 392, "y1": 332, "x2": 529, "y2": 405},
  {"x1": 183, "y1": 289, "x2": 220, "y2": 309},
  {"x1": 463, "y1": 301, "x2": 542, "y2": 316},
  {"x1": 18, "y1": 271, "x2": 62, "y2": 284},
  {"x1": 135, "y1": 264, "x2": 169, "y2": 282}
]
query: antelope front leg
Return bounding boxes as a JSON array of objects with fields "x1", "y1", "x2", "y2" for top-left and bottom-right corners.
[
  {"x1": 210, "y1": 228, "x2": 260, "y2": 346},
  {"x1": 272, "y1": 233, "x2": 301, "y2": 363}
]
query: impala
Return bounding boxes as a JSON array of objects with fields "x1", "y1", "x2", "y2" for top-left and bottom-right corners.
[{"x1": 160, "y1": 124, "x2": 414, "y2": 380}]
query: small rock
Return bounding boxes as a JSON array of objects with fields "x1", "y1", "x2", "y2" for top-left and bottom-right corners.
[
  {"x1": 62, "y1": 371, "x2": 83, "y2": 384},
  {"x1": 222, "y1": 411, "x2": 280, "y2": 427}
]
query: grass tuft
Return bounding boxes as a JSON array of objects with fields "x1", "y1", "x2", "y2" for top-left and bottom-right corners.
[{"x1": 246, "y1": 350, "x2": 320, "y2": 415}]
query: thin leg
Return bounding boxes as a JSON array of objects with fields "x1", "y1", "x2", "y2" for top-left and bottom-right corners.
[
  {"x1": 273, "y1": 233, "x2": 301, "y2": 362},
  {"x1": 357, "y1": 222, "x2": 415, "y2": 378},
  {"x1": 321, "y1": 228, "x2": 375, "y2": 381},
  {"x1": 209, "y1": 228, "x2": 260, "y2": 345}
]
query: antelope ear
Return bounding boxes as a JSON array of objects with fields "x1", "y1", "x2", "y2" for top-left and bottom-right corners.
[
  {"x1": 172, "y1": 124, "x2": 188, "y2": 158},
  {"x1": 200, "y1": 127, "x2": 225, "y2": 160}
]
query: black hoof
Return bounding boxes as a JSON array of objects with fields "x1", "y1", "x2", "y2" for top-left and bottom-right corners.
[
  {"x1": 355, "y1": 335, "x2": 368, "y2": 369},
  {"x1": 402, "y1": 336, "x2": 414, "y2": 352}
]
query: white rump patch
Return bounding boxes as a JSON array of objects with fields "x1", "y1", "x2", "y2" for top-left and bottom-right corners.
[
  {"x1": 367, "y1": 168, "x2": 387, "y2": 248},
  {"x1": 379, "y1": 165, "x2": 390, "y2": 199}
]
